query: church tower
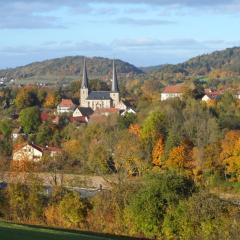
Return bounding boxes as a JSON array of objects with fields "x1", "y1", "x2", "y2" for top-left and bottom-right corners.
[
  {"x1": 110, "y1": 60, "x2": 120, "y2": 107},
  {"x1": 80, "y1": 58, "x2": 89, "y2": 107}
]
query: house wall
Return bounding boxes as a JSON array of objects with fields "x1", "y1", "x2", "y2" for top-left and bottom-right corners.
[
  {"x1": 13, "y1": 145, "x2": 43, "y2": 162},
  {"x1": 73, "y1": 108, "x2": 83, "y2": 117},
  {"x1": 161, "y1": 93, "x2": 182, "y2": 101}
]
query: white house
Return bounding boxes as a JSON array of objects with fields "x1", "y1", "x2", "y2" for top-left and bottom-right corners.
[
  {"x1": 13, "y1": 143, "x2": 44, "y2": 162},
  {"x1": 13, "y1": 143, "x2": 62, "y2": 162},
  {"x1": 161, "y1": 85, "x2": 185, "y2": 101},
  {"x1": 57, "y1": 99, "x2": 76, "y2": 114},
  {"x1": 73, "y1": 108, "x2": 83, "y2": 117},
  {"x1": 72, "y1": 107, "x2": 94, "y2": 118},
  {"x1": 121, "y1": 108, "x2": 136, "y2": 116}
]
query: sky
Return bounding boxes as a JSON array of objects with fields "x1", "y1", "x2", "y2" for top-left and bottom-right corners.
[{"x1": 0, "y1": 0, "x2": 240, "y2": 68}]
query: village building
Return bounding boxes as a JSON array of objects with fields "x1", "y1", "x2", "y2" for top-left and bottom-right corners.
[
  {"x1": 13, "y1": 142, "x2": 62, "y2": 162},
  {"x1": 79, "y1": 59, "x2": 120, "y2": 111},
  {"x1": 57, "y1": 99, "x2": 76, "y2": 114},
  {"x1": 120, "y1": 108, "x2": 136, "y2": 116},
  {"x1": 69, "y1": 116, "x2": 89, "y2": 124},
  {"x1": 161, "y1": 85, "x2": 185, "y2": 101},
  {"x1": 72, "y1": 107, "x2": 94, "y2": 118},
  {"x1": 202, "y1": 89, "x2": 222, "y2": 102},
  {"x1": 13, "y1": 143, "x2": 44, "y2": 162}
]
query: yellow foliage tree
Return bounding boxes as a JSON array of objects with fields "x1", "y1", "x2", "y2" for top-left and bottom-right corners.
[
  {"x1": 44, "y1": 92, "x2": 57, "y2": 108},
  {"x1": 152, "y1": 137, "x2": 164, "y2": 167},
  {"x1": 220, "y1": 130, "x2": 240, "y2": 181},
  {"x1": 165, "y1": 141, "x2": 194, "y2": 173}
]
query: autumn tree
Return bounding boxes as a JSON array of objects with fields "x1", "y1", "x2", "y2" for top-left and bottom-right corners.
[
  {"x1": 44, "y1": 92, "x2": 58, "y2": 108},
  {"x1": 15, "y1": 87, "x2": 39, "y2": 109},
  {"x1": 141, "y1": 111, "x2": 166, "y2": 161},
  {"x1": 59, "y1": 192, "x2": 91, "y2": 227},
  {"x1": 165, "y1": 140, "x2": 194, "y2": 174},
  {"x1": 220, "y1": 130, "x2": 240, "y2": 181},
  {"x1": 114, "y1": 131, "x2": 146, "y2": 176},
  {"x1": 152, "y1": 137, "x2": 164, "y2": 167}
]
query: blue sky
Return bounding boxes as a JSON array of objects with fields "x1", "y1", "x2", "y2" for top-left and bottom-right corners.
[{"x1": 0, "y1": 0, "x2": 240, "y2": 68}]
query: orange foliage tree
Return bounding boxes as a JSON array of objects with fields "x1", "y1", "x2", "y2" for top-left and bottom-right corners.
[
  {"x1": 165, "y1": 140, "x2": 194, "y2": 174},
  {"x1": 152, "y1": 137, "x2": 164, "y2": 167}
]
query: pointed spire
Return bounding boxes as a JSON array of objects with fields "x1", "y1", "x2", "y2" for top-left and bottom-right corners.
[
  {"x1": 112, "y1": 59, "x2": 119, "y2": 92},
  {"x1": 81, "y1": 58, "x2": 89, "y2": 89}
]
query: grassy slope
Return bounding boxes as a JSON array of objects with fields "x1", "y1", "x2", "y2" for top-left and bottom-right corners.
[{"x1": 0, "y1": 221, "x2": 135, "y2": 240}]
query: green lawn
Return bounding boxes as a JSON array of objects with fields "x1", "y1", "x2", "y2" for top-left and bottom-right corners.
[{"x1": 0, "y1": 221, "x2": 136, "y2": 240}]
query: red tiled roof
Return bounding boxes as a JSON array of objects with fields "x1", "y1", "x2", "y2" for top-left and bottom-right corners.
[
  {"x1": 69, "y1": 116, "x2": 88, "y2": 123},
  {"x1": 45, "y1": 146, "x2": 62, "y2": 153},
  {"x1": 162, "y1": 85, "x2": 185, "y2": 94},
  {"x1": 95, "y1": 108, "x2": 120, "y2": 113},
  {"x1": 40, "y1": 112, "x2": 50, "y2": 122},
  {"x1": 59, "y1": 99, "x2": 75, "y2": 108}
]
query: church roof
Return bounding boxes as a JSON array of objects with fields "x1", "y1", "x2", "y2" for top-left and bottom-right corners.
[{"x1": 87, "y1": 91, "x2": 111, "y2": 100}]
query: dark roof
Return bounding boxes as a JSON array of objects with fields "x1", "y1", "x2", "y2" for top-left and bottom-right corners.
[
  {"x1": 87, "y1": 91, "x2": 111, "y2": 100},
  {"x1": 79, "y1": 107, "x2": 94, "y2": 116}
]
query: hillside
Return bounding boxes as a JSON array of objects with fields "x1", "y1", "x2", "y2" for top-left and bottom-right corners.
[
  {"x1": 0, "y1": 221, "x2": 140, "y2": 240},
  {"x1": 145, "y1": 47, "x2": 240, "y2": 83},
  {"x1": 0, "y1": 56, "x2": 143, "y2": 85}
]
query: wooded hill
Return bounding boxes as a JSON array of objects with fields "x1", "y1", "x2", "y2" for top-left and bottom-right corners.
[
  {"x1": 0, "y1": 56, "x2": 143, "y2": 85},
  {"x1": 145, "y1": 47, "x2": 240, "y2": 84},
  {"x1": 1, "y1": 46, "x2": 240, "y2": 85}
]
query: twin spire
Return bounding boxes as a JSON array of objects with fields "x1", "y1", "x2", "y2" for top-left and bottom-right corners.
[
  {"x1": 81, "y1": 58, "x2": 89, "y2": 89},
  {"x1": 81, "y1": 58, "x2": 119, "y2": 92}
]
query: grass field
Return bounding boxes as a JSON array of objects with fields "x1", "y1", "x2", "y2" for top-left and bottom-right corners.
[{"x1": 0, "y1": 221, "x2": 138, "y2": 240}]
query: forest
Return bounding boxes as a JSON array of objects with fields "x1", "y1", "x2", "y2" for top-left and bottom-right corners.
[{"x1": 0, "y1": 77, "x2": 240, "y2": 240}]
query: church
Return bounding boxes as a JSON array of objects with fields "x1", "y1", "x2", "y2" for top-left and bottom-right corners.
[{"x1": 80, "y1": 59, "x2": 120, "y2": 111}]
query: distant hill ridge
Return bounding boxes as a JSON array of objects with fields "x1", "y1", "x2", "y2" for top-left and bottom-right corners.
[
  {"x1": 0, "y1": 56, "x2": 143, "y2": 84},
  {"x1": 146, "y1": 47, "x2": 240, "y2": 76}
]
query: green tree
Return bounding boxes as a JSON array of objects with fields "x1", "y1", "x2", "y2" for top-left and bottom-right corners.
[
  {"x1": 19, "y1": 107, "x2": 41, "y2": 134},
  {"x1": 162, "y1": 192, "x2": 240, "y2": 240},
  {"x1": 124, "y1": 172, "x2": 195, "y2": 238}
]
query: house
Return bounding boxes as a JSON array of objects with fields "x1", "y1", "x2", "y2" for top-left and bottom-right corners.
[
  {"x1": 13, "y1": 142, "x2": 62, "y2": 162},
  {"x1": 116, "y1": 100, "x2": 129, "y2": 111},
  {"x1": 72, "y1": 107, "x2": 94, "y2": 118},
  {"x1": 93, "y1": 108, "x2": 120, "y2": 117},
  {"x1": 69, "y1": 116, "x2": 89, "y2": 124},
  {"x1": 45, "y1": 146, "x2": 62, "y2": 158},
  {"x1": 13, "y1": 143, "x2": 44, "y2": 162},
  {"x1": 80, "y1": 59, "x2": 121, "y2": 110},
  {"x1": 57, "y1": 99, "x2": 76, "y2": 114},
  {"x1": 121, "y1": 108, "x2": 136, "y2": 116},
  {"x1": 202, "y1": 94, "x2": 219, "y2": 102},
  {"x1": 202, "y1": 89, "x2": 222, "y2": 102},
  {"x1": 161, "y1": 85, "x2": 185, "y2": 101}
]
